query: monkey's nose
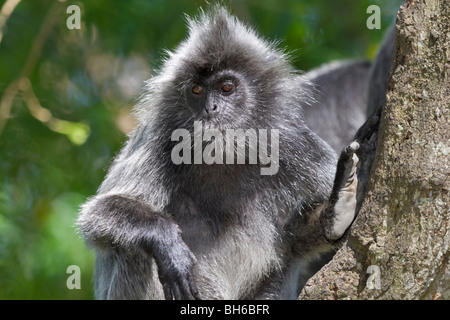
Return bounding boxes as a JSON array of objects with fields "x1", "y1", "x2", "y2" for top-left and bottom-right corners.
[{"x1": 205, "y1": 103, "x2": 219, "y2": 115}]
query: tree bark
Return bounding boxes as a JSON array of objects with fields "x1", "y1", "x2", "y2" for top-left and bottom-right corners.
[{"x1": 299, "y1": 0, "x2": 449, "y2": 300}]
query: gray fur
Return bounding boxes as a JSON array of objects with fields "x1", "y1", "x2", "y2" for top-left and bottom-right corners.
[
  {"x1": 77, "y1": 6, "x2": 393, "y2": 300},
  {"x1": 303, "y1": 60, "x2": 371, "y2": 152}
]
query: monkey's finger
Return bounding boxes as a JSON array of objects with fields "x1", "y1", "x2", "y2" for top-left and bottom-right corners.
[
  {"x1": 338, "y1": 141, "x2": 358, "y2": 164},
  {"x1": 354, "y1": 113, "x2": 380, "y2": 142},
  {"x1": 162, "y1": 282, "x2": 174, "y2": 300},
  {"x1": 190, "y1": 281, "x2": 202, "y2": 300},
  {"x1": 177, "y1": 276, "x2": 196, "y2": 300},
  {"x1": 184, "y1": 271, "x2": 202, "y2": 300},
  {"x1": 346, "y1": 141, "x2": 360, "y2": 154},
  {"x1": 172, "y1": 283, "x2": 183, "y2": 300}
]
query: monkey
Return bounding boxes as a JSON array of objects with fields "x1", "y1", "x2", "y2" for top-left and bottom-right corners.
[
  {"x1": 302, "y1": 60, "x2": 371, "y2": 153},
  {"x1": 77, "y1": 6, "x2": 366, "y2": 300}
]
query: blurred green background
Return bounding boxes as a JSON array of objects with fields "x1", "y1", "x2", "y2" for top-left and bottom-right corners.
[{"x1": 0, "y1": 0, "x2": 401, "y2": 299}]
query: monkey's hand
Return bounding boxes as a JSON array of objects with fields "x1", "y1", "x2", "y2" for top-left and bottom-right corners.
[
  {"x1": 147, "y1": 223, "x2": 202, "y2": 300},
  {"x1": 325, "y1": 141, "x2": 359, "y2": 241}
]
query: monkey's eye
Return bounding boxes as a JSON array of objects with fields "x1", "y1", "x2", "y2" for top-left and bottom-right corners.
[
  {"x1": 221, "y1": 82, "x2": 234, "y2": 93},
  {"x1": 191, "y1": 85, "x2": 204, "y2": 95}
]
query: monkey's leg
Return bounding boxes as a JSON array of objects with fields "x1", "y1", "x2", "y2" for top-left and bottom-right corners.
[
  {"x1": 293, "y1": 141, "x2": 360, "y2": 253},
  {"x1": 323, "y1": 141, "x2": 359, "y2": 241},
  {"x1": 78, "y1": 194, "x2": 201, "y2": 300}
]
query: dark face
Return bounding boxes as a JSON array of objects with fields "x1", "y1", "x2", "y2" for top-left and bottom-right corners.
[{"x1": 184, "y1": 69, "x2": 250, "y2": 129}]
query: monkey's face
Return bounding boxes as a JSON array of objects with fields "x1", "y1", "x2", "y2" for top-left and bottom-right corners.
[{"x1": 183, "y1": 68, "x2": 253, "y2": 130}]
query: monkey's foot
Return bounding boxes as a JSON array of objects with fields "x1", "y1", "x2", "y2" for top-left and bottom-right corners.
[{"x1": 327, "y1": 141, "x2": 359, "y2": 241}]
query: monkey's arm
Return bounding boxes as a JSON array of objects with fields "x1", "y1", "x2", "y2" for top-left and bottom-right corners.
[{"x1": 77, "y1": 194, "x2": 201, "y2": 300}]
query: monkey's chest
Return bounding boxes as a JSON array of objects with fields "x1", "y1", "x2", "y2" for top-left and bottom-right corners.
[
  {"x1": 187, "y1": 216, "x2": 279, "y2": 299},
  {"x1": 169, "y1": 189, "x2": 250, "y2": 234},
  {"x1": 172, "y1": 195, "x2": 281, "y2": 299}
]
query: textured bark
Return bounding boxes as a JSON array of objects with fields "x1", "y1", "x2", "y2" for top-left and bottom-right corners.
[{"x1": 299, "y1": 0, "x2": 449, "y2": 300}]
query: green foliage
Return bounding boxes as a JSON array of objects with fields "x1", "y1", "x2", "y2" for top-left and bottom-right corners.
[{"x1": 0, "y1": 0, "x2": 401, "y2": 299}]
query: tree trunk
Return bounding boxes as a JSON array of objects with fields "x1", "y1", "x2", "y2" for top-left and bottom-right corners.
[{"x1": 299, "y1": 0, "x2": 449, "y2": 300}]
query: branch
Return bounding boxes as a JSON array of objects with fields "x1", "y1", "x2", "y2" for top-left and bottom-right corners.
[{"x1": 0, "y1": 2, "x2": 62, "y2": 136}]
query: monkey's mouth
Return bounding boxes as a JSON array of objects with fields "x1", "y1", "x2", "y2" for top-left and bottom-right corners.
[
  {"x1": 199, "y1": 115, "x2": 227, "y2": 131},
  {"x1": 202, "y1": 119, "x2": 220, "y2": 130}
]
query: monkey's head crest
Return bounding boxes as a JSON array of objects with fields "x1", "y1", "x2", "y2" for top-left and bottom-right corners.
[{"x1": 158, "y1": 5, "x2": 294, "y2": 87}]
